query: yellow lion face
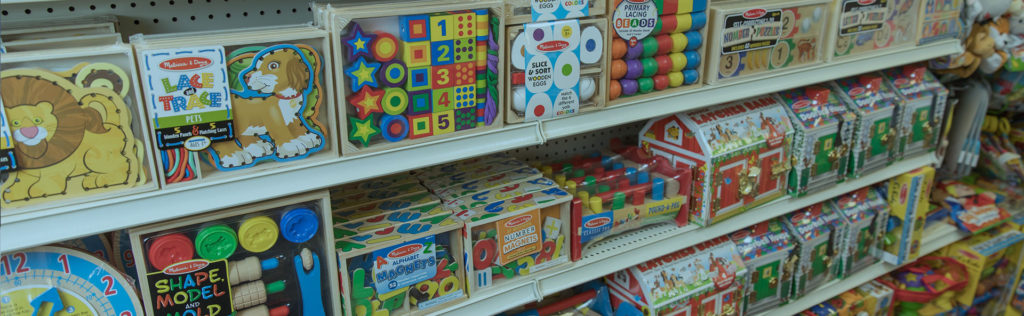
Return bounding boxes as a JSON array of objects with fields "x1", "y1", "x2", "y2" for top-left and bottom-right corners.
[{"x1": 8, "y1": 102, "x2": 57, "y2": 146}]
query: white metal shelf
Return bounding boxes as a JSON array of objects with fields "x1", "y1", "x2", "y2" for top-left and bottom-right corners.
[
  {"x1": 430, "y1": 153, "x2": 938, "y2": 316},
  {"x1": 0, "y1": 40, "x2": 959, "y2": 252}
]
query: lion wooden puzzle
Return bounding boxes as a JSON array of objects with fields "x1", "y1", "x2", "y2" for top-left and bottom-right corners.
[{"x1": 1, "y1": 44, "x2": 156, "y2": 213}]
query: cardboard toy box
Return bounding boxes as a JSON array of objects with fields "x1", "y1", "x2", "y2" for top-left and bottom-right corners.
[
  {"x1": 706, "y1": 0, "x2": 831, "y2": 84},
  {"x1": 775, "y1": 85, "x2": 857, "y2": 196},
  {"x1": 1004, "y1": 213, "x2": 1024, "y2": 316},
  {"x1": 606, "y1": 236, "x2": 747, "y2": 316},
  {"x1": 130, "y1": 191, "x2": 341, "y2": 316},
  {"x1": 831, "y1": 73, "x2": 902, "y2": 178},
  {"x1": 876, "y1": 166, "x2": 934, "y2": 265},
  {"x1": 944, "y1": 226, "x2": 1024, "y2": 315},
  {"x1": 917, "y1": 0, "x2": 962, "y2": 45},
  {"x1": 730, "y1": 219, "x2": 796, "y2": 315},
  {"x1": 828, "y1": 187, "x2": 885, "y2": 277},
  {"x1": 880, "y1": 65, "x2": 948, "y2": 159},
  {"x1": 784, "y1": 203, "x2": 845, "y2": 297},
  {"x1": 826, "y1": 0, "x2": 920, "y2": 61},
  {"x1": 640, "y1": 95, "x2": 795, "y2": 225},
  {"x1": 856, "y1": 280, "x2": 896, "y2": 316}
]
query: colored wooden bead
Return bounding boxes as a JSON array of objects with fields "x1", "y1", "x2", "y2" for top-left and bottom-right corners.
[
  {"x1": 344, "y1": 57, "x2": 381, "y2": 91},
  {"x1": 683, "y1": 70, "x2": 698, "y2": 84},
  {"x1": 372, "y1": 32, "x2": 399, "y2": 62},
  {"x1": 343, "y1": 23, "x2": 377, "y2": 62},
  {"x1": 380, "y1": 114, "x2": 410, "y2": 142},
  {"x1": 381, "y1": 61, "x2": 408, "y2": 87},
  {"x1": 348, "y1": 86, "x2": 385, "y2": 119},
  {"x1": 624, "y1": 59, "x2": 643, "y2": 79},
  {"x1": 638, "y1": 77, "x2": 654, "y2": 94},
  {"x1": 683, "y1": 51, "x2": 701, "y2": 70},
  {"x1": 641, "y1": 57, "x2": 658, "y2": 78},
  {"x1": 625, "y1": 42, "x2": 644, "y2": 60},
  {"x1": 668, "y1": 71, "x2": 685, "y2": 87},
  {"x1": 348, "y1": 115, "x2": 381, "y2": 147},
  {"x1": 609, "y1": 79, "x2": 622, "y2": 100},
  {"x1": 382, "y1": 88, "x2": 409, "y2": 115},
  {"x1": 399, "y1": 15, "x2": 430, "y2": 42},
  {"x1": 656, "y1": 34, "x2": 674, "y2": 56},
  {"x1": 641, "y1": 36, "x2": 660, "y2": 58},
  {"x1": 669, "y1": 52, "x2": 686, "y2": 72},
  {"x1": 611, "y1": 39, "x2": 627, "y2": 59},
  {"x1": 655, "y1": 55, "x2": 673, "y2": 75},
  {"x1": 620, "y1": 79, "x2": 638, "y2": 95},
  {"x1": 653, "y1": 74, "x2": 669, "y2": 90},
  {"x1": 611, "y1": 59, "x2": 627, "y2": 80}
]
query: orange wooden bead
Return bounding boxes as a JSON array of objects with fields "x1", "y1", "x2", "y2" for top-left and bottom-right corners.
[
  {"x1": 611, "y1": 59, "x2": 628, "y2": 80},
  {"x1": 609, "y1": 79, "x2": 622, "y2": 100},
  {"x1": 611, "y1": 39, "x2": 627, "y2": 59}
]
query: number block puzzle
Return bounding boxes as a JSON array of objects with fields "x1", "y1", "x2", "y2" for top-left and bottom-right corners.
[
  {"x1": 407, "y1": 67, "x2": 431, "y2": 92},
  {"x1": 430, "y1": 15, "x2": 454, "y2": 41},
  {"x1": 432, "y1": 87, "x2": 455, "y2": 112},
  {"x1": 409, "y1": 114, "x2": 434, "y2": 139},
  {"x1": 453, "y1": 12, "x2": 476, "y2": 39},
  {"x1": 454, "y1": 85, "x2": 476, "y2": 109},
  {"x1": 431, "y1": 40, "x2": 455, "y2": 65},
  {"x1": 453, "y1": 38, "x2": 476, "y2": 64},
  {"x1": 433, "y1": 110, "x2": 455, "y2": 135},
  {"x1": 453, "y1": 62, "x2": 475, "y2": 86},
  {"x1": 399, "y1": 15, "x2": 430, "y2": 42},
  {"x1": 402, "y1": 41, "x2": 432, "y2": 68},
  {"x1": 455, "y1": 107, "x2": 476, "y2": 131},
  {"x1": 408, "y1": 90, "x2": 432, "y2": 115},
  {"x1": 431, "y1": 64, "x2": 455, "y2": 89}
]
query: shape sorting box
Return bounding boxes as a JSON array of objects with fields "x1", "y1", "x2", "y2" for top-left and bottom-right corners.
[
  {"x1": 831, "y1": 73, "x2": 902, "y2": 178},
  {"x1": 880, "y1": 65, "x2": 948, "y2": 159},
  {"x1": 639, "y1": 95, "x2": 795, "y2": 226},
  {"x1": 876, "y1": 166, "x2": 933, "y2": 265},
  {"x1": 775, "y1": 85, "x2": 857, "y2": 196},
  {"x1": 730, "y1": 219, "x2": 796, "y2": 315},
  {"x1": 333, "y1": 198, "x2": 467, "y2": 315},
  {"x1": 459, "y1": 182, "x2": 573, "y2": 295},
  {"x1": 129, "y1": 191, "x2": 341, "y2": 316},
  {"x1": 605, "y1": 236, "x2": 747, "y2": 316},
  {"x1": 1, "y1": 43, "x2": 158, "y2": 214},
  {"x1": 917, "y1": 0, "x2": 962, "y2": 45},
  {"x1": 826, "y1": 0, "x2": 920, "y2": 61},
  {"x1": 706, "y1": 0, "x2": 831, "y2": 84},
  {"x1": 322, "y1": 1, "x2": 505, "y2": 155},
  {"x1": 827, "y1": 187, "x2": 885, "y2": 278},
  {"x1": 783, "y1": 203, "x2": 844, "y2": 298}
]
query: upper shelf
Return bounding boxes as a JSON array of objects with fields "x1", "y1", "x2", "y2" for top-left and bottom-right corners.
[{"x1": 0, "y1": 40, "x2": 961, "y2": 253}]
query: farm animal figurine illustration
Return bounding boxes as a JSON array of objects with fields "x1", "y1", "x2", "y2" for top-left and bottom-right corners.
[
  {"x1": 1, "y1": 65, "x2": 144, "y2": 208},
  {"x1": 210, "y1": 44, "x2": 326, "y2": 170}
]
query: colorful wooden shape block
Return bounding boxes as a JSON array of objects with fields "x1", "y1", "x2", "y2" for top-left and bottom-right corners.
[
  {"x1": 408, "y1": 90, "x2": 432, "y2": 115},
  {"x1": 400, "y1": 14, "x2": 430, "y2": 42},
  {"x1": 453, "y1": 62, "x2": 475, "y2": 86},
  {"x1": 431, "y1": 40, "x2": 455, "y2": 66},
  {"x1": 407, "y1": 67, "x2": 431, "y2": 92},
  {"x1": 429, "y1": 14, "x2": 454, "y2": 41},
  {"x1": 453, "y1": 85, "x2": 476, "y2": 110},
  {"x1": 475, "y1": 9, "x2": 489, "y2": 42},
  {"x1": 409, "y1": 114, "x2": 433, "y2": 139},
  {"x1": 344, "y1": 57, "x2": 381, "y2": 91},
  {"x1": 380, "y1": 114, "x2": 410, "y2": 142},
  {"x1": 453, "y1": 38, "x2": 476, "y2": 64},
  {"x1": 454, "y1": 107, "x2": 476, "y2": 131},
  {"x1": 347, "y1": 86, "x2": 384, "y2": 119},
  {"x1": 432, "y1": 110, "x2": 455, "y2": 135},
  {"x1": 381, "y1": 61, "x2": 407, "y2": 87},
  {"x1": 381, "y1": 88, "x2": 409, "y2": 115},
  {"x1": 431, "y1": 64, "x2": 455, "y2": 89},
  {"x1": 372, "y1": 32, "x2": 399, "y2": 62},
  {"x1": 432, "y1": 87, "x2": 455, "y2": 112},
  {"x1": 402, "y1": 41, "x2": 432, "y2": 68},
  {"x1": 453, "y1": 12, "x2": 475, "y2": 39},
  {"x1": 343, "y1": 24, "x2": 377, "y2": 62},
  {"x1": 348, "y1": 115, "x2": 381, "y2": 147}
]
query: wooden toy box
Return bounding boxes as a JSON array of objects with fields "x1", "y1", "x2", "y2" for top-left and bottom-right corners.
[
  {"x1": 917, "y1": 0, "x2": 962, "y2": 45},
  {"x1": 730, "y1": 219, "x2": 796, "y2": 315},
  {"x1": 320, "y1": 1, "x2": 505, "y2": 156},
  {"x1": 504, "y1": 0, "x2": 607, "y2": 25},
  {"x1": 831, "y1": 73, "x2": 902, "y2": 178},
  {"x1": 331, "y1": 187, "x2": 442, "y2": 225},
  {"x1": 706, "y1": 0, "x2": 831, "y2": 84},
  {"x1": 1, "y1": 44, "x2": 158, "y2": 214},
  {"x1": 606, "y1": 0, "x2": 708, "y2": 104},
  {"x1": 784, "y1": 203, "x2": 843, "y2": 298},
  {"x1": 775, "y1": 85, "x2": 857, "y2": 196},
  {"x1": 606, "y1": 236, "x2": 748, "y2": 316},
  {"x1": 639, "y1": 95, "x2": 795, "y2": 226},
  {"x1": 330, "y1": 181, "x2": 431, "y2": 213},
  {"x1": 414, "y1": 153, "x2": 526, "y2": 187},
  {"x1": 130, "y1": 26, "x2": 339, "y2": 187},
  {"x1": 129, "y1": 191, "x2": 341, "y2": 316},
  {"x1": 876, "y1": 166, "x2": 933, "y2": 265},
  {"x1": 880, "y1": 65, "x2": 948, "y2": 159},
  {"x1": 826, "y1": 0, "x2": 920, "y2": 61},
  {"x1": 827, "y1": 187, "x2": 884, "y2": 277}
]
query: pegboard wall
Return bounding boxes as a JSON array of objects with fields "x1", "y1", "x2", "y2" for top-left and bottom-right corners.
[{"x1": 508, "y1": 121, "x2": 646, "y2": 163}]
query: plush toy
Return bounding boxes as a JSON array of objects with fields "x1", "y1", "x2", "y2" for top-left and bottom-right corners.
[{"x1": 936, "y1": 24, "x2": 998, "y2": 77}]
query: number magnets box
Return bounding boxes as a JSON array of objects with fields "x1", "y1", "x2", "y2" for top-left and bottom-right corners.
[
  {"x1": 607, "y1": 0, "x2": 708, "y2": 104},
  {"x1": 606, "y1": 236, "x2": 747, "y2": 316},
  {"x1": 784, "y1": 203, "x2": 845, "y2": 298},
  {"x1": 639, "y1": 95, "x2": 795, "y2": 226},
  {"x1": 775, "y1": 85, "x2": 857, "y2": 196},
  {"x1": 880, "y1": 65, "x2": 948, "y2": 159},
  {"x1": 129, "y1": 191, "x2": 341, "y2": 316},
  {"x1": 1, "y1": 43, "x2": 159, "y2": 214},
  {"x1": 826, "y1": 0, "x2": 920, "y2": 61},
  {"x1": 706, "y1": 0, "x2": 831, "y2": 84},
  {"x1": 831, "y1": 73, "x2": 902, "y2": 178},
  {"x1": 876, "y1": 166, "x2": 934, "y2": 265},
  {"x1": 131, "y1": 26, "x2": 339, "y2": 187},
  {"x1": 318, "y1": 1, "x2": 504, "y2": 155},
  {"x1": 730, "y1": 219, "x2": 796, "y2": 315},
  {"x1": 917, "y1": 0, "x2": 962, "y2": 45}
]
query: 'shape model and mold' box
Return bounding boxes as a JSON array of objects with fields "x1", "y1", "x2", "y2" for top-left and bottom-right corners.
[
  {"x1": 775, "y1": 85, "x2": 857, "y2": 196},
  {"x1": 706, "y1": 0, "x2": 831, "y2": 84},
  {"x1": 639, "y1": 95, "x2": 795, "y2": 225},
  {"x1": 606, "y1": 236, "x2": 747, "y2": 316},
  {"x1": 606, "y1": 0, "x2": 708, "y2": 104},
  {"x1": 319, "y1": 1, "x2": 504, "y2": 155},
  {"x1": 917, "y1": 0, "x2": 962, "y2": 45},
  {"x1": 784, "y1": 203, "x2": 844, "y2": 298},
  {"x1": 831, "y1": 73, "x2": 902, "y2": 178},
  {"x1": 826, "y1": 0, "x2": 920, "y2": 61},
  {"x1": 880, "y1": 65, "x2": 948, "y2": 159},
  {"x1": 876, "y1": 166, "x2": 933, "y2": 265},
  {"x1": 1, "y1": 43, "x2": 158, "y2": 214},
  {"x1": 131, "y1": 26, "x2": 338, "y2": 187},
  {"x1": 130, "y1": 191, "x2": 341, "y2": 316},
  {"x1": 827, "y1": 188, "x2": 885, "y2": 277},
  {"x1": 333, "y1": 196, "x2": 467, "y2": 315},
  {"x1": 730, "y1": 219, "x2": 796, "y2": 315}
]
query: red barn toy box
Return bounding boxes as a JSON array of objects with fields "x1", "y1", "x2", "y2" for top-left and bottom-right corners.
[{"x1": 639, "y1": 95, "x2": 795, "y2": 226}]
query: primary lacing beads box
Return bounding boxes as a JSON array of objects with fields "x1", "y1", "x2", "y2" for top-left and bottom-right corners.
[
  {"x1": 831, "y1": 73, "x2": 902, "y2": 178},
  {"x1": 827, "y1": 187, "x2": 885, "y2": 278},
  {"x1": 318, "y1": 1, "x2": 505, "y2": 155},
  {"x1": 730, "y1": 219, "x2": 796, "y2": 315},
  {"x1": 880, "y1": 65, "x2": 948, "y2": 159},
  {"x1": 333, "y1": 199, "x2": 467, "y2": 315},
  {"x1": 825, "y1": 0, "x2": 920, "y2": 61},
  {"x1": 1, "y1": 42, "x2": 159, "y2": 214},
  {"x1": 130, "y1": 26, "x2": 339, "y2": 187},
  {"x1": 639, "y1": 95, "x2": 795, "y2": 226},
  {"x1": 706, "y1": 0, "x2": 831, "y2": 84},
  {"x1": 606, "y1": 236, "x2": 748, "y2": 316},
  {"x1": 606, "y1": 0, "x2": 708, "y2": 104},
  {"x1": 130, "y1": 191, "x2": 341, "y2": 316},
  {"x1": 775, "y1": 85, "x2": 858, "y2": 196},
  {"x1": 783, "y1": 203, "x2": 844, "y2": 298}
]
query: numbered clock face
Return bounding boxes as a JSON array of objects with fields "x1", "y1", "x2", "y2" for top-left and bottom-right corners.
[{"x1": 1, "y1": 246, "x2": 143, "y2": 316}]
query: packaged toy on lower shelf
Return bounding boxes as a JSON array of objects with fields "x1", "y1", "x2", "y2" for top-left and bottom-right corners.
[
  {"x1": 129, "y1": 191, "x2": 341, "y2": 316},
  {"x1": 784, "y1": 203, "x2": 845, "y2": 298},
  {"x1": 776, "y1": 85, "x2": 857, "y2": 196},
  {"x1": 877, "y1": 256, "x2": 968, "y2": 316},
  {"x1": 944, "y1": 225, "x2": 1024, "y2": 315},
  {"x1": 499, "y1": 280, "x2": 614, "y2": 316},
  {"x1": 880, "y1": 65, "x2": 949, "y2": 159},
  {"x1": 1006, "y1": 213, "x2": 1024, "y2": 316},
  {"x1": 828, "y1": 187, "x2": 886, "y2": 277},
  {"x1": 876, "y1": 166, "x2": 934, "y2": 265},
  {"x1": 831, "y1": 73, "x2": 902, "y2": 178},
  {"x1": 730, "y1": 219, "x2": 796, "y2": 315},
  {"x1": 606, "y1": 236, "x2": 747, "y2": 316},
  {"x1": 825, "y1": 0, "x2": 920, "y2": 61},
  {"x1": 932, "y1": 180, "x2": 1012, "y2": 234},
  {"x1": 857, "y1": 280, "x2": 896, "y2": 316}
]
